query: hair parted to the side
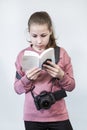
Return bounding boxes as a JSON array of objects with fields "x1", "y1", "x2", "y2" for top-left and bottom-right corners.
[{"x1": 28, "y1": 11, "x2": 57, "y2": 48}]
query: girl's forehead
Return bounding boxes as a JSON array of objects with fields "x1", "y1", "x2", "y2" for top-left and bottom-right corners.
[
  {"x1": 30, "y1": 24, "x2": 49, "y2": 32},
  {"x1": 30, "y1": 23, "x2": 48, "y2": 28}
]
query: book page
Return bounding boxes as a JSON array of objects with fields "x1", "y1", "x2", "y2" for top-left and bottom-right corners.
[
  {"x1": 24, "y1": 50, "x2": 39, "y2": 57},
  {"x1": 39, "y1": 48, "x2": 55, "y2": 68},
  {"x1": 22, "y1": 51, "x2": 39, "y2": 71}
]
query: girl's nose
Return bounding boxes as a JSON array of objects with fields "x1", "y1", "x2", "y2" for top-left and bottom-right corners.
[{"x1": 37, "y1": 37, "x2": 42, "y2": 44}]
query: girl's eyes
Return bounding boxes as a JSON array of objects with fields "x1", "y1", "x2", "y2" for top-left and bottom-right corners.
[
  {"x1": 32, "y1": 34, "x2": 47, "y2": 38},
  {"x1": 41, "y1": 34, "x2": 47, "y2": 37},
  {"x1": 32, "y1": 35, "x2": 37, "y2": 38}
]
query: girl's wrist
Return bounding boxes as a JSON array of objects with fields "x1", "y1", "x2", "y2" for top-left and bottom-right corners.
[{"x1": 58, "y1": 71, "x2": 64, "y2": 80}]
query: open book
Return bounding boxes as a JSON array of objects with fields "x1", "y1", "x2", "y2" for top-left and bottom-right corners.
[{"x1": 22, "y1": 48, "x2": 55, "y2": 71}]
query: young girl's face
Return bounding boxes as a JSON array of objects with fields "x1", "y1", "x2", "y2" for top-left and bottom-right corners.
[{"x1": 29, "y1": 24, "x2": 52, "y2": 51}]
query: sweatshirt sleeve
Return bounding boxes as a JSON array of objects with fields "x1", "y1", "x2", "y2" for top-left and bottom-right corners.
[
  {"x1": 14, "y1": 51, "x2": 33, "y2": 95},
  {"x1": 58, "y1": 48, "x2": 75, "y2": 92}
]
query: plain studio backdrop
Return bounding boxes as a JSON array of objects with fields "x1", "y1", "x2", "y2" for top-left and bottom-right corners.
[{"x1": 0, "y1": 0, "x2": 87, "y2": 130}]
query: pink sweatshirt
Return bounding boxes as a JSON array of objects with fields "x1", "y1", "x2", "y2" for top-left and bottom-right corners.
[{"x1": 14, "y1": 45, "x2": 75, "y2": 122}]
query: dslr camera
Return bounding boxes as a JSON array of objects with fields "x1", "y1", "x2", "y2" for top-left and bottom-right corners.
[
  {"x1": 31, "y1": 89, "x2": 67, "y2": 110},
  {"x1": 34, "y1": 91, "x2": 56, "y2": 110}
]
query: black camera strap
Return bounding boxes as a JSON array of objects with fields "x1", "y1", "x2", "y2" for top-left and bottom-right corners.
[
  {"x1": 50, "y1": 46, "x2": 67, "y2": 100},
  {"x1": 52, "y1": 89, "x2": 67, "y2": 101},
  {"x1": 30, "y1": 86, "x2": 36, "y2": 98},
  {"x1": 54, "y1": 46, "x2": 60, "y2": 64}
]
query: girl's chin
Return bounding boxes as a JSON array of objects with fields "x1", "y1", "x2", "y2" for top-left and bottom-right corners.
[
  {"x1": 35, "y1": 45, "x2": 46, "y2": 50},
  {"x1": 33, "y1": 45, "x2": 45, "y2": 52}
]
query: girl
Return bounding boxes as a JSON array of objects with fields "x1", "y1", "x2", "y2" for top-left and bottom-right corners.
[{"x1": 14, "y1": 11, "x2": 75, "y2": 130}]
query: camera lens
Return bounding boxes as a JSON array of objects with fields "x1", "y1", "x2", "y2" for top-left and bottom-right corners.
[{"x1": 41, "y1": 100, "x2": 51, "y2": 109}]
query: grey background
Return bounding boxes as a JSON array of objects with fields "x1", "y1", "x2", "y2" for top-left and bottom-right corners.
[{"x1": 0, "y1": 0, "x2": 87, "y2": 130}]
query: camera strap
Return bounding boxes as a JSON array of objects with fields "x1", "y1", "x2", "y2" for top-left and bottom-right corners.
[
  {"x1": 49, "y1": 77, "x2": 67, "y2": 101},
  {"x1": 30, "y1": 86, "x2": 36, "y2": 98},
  {"x1": 54, "y1": 46, "x2": 60, "y2": 64},
  {"x1": 50, "y1": 46, "x2": 67, "y2": 99},
  {"x1": 52, "y1": 89, "x2": 67, "y2": 101}
]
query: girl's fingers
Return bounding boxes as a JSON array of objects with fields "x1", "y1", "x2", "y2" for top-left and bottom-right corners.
[{"x1": 26, "y1": 67, "x2": 41, "y2": 79}]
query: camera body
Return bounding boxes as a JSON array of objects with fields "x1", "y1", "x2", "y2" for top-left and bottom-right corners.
[{"x1": 34, "y1": 91, "x2": 56, "y2": 110}]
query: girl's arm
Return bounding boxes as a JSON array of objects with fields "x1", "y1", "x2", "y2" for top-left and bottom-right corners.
[{"x1": 43, "y1": 48, "x2": 75, "y2": 92}]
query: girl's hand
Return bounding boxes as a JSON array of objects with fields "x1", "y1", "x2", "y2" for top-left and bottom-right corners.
[
  {"x1": 43, "y1": 60, "x2": 64, "y2": 80},
  {"x1": 26, "y1": 67, "x2": 41, "y2": 80}
]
